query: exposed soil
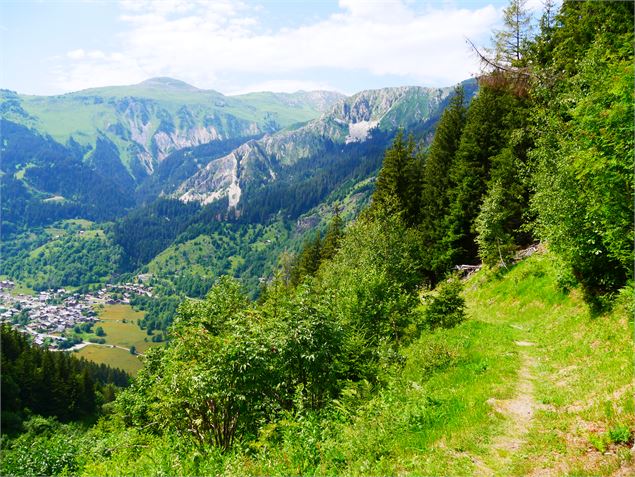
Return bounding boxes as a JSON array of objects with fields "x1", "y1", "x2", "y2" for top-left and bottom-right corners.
[{"x1": 477, "y1": 340, "x2": 537, "y2": 476}]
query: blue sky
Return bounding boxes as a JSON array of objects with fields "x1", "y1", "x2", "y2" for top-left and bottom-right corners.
[{"x1": 0, "y1": 0, "x2": 543, "y2": 96}]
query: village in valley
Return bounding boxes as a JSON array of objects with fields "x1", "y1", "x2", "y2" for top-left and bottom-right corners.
[{"x1": 0, "y1": 279, "x2": 153, "y2": 350}]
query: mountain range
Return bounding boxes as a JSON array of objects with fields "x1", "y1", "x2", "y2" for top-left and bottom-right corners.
[
  {"x1": 1, "y1": 77, "x2": 476, "y2": 224},
  {"x1": 1, "y1": 76, "x2": 477, "y2": 293}
]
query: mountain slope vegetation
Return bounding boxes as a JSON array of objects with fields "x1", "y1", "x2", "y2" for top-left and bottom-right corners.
[{"x1": 0, "y1": 1, "x2": 632, "y2": 476}]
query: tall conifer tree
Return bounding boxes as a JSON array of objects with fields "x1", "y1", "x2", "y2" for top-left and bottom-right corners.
[
  {"x1": 371, "y1": 130, "x2": 417, "y2": 219},
  {"x1": 439, "y1": 86, "x2": 516, "y2": 269},
  {"x1": 419, "y1": 86, "x2": 467, "y2": 280}
]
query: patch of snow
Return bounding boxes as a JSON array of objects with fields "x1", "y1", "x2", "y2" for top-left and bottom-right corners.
[{"x1": 345, "y1": 120, "x2": 378, "y2": 144}]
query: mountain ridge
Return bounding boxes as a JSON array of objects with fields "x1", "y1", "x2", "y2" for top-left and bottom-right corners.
[
  {"x1": 176, "y1": 81, "x2": 476, "y2": 211},
  {"x1": 0, "y1": 78, "x2": 345, "y2": 183},
  {"x1": 1, "y1": 77, "x2": 476, "y2": 240}
]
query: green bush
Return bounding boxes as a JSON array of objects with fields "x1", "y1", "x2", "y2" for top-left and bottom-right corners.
[
  {"x1": 0, "y1": 423, "x2": 83, "y2": 476},
  {"x1": 421, "y1": 278, "x2": 466, "y2": 329}
]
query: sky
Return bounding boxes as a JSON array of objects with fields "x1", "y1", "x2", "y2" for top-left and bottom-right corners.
[{"x1": 0, "y1": 0, "x2": 546, "y2": 96}]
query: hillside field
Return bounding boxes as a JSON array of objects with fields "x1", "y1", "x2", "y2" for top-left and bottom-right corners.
[{"x1": 75, "y1": 304, "x2": 160, "y2": 374}]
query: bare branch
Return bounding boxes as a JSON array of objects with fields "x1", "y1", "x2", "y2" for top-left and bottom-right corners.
[{"x1": 465, "y1": 37, "x2": 531, "y2": 78}]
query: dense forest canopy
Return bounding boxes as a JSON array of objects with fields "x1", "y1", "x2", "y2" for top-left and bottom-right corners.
[{"x1": 1, "y1": 325, "x2": 129, "y2": 432}]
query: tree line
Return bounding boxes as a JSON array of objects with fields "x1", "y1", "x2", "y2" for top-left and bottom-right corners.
[
  {"x1": 369, "y1": 0, "x2": 633, "y2": 309},
  {"x1": 1, "y1": 325, "x2": 130, "y2": 433}
]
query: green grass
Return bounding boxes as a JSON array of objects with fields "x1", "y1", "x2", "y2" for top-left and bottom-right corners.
[
  {"x1": 61, "y1": 219, "x2": 94, "y2": 228},
  {"x1": 75, "y1": 304, "x2": 162, "y2": 374},
  {"x1": 29, "y1": 220, "x2": 99, "y2": 258},
  {"x1": 0, "y1": 276, "x2": 35, "y2": 296},
  {"x1": 80, "y1": 229, "x2": 105, "y2": 239},
  {"x1": 96, "y1": 304, "x2": 158, "y2": 353},
  {"x1": 75, "y1": 345, "x2": 144, "y2": 375},
  {"x1": 463, "y1": 254, "x2": 632, "y2": 476},
  {"x1": 147, "y1": 235, "x2": 219, "y2": 276},
  {"x1": 43, "y1": 226, "x2": 68, "y2": 237},
  {"x1": 15, "y1": 164, "x2": 34, "y2": 179},
  {"x1": 13, "y1": 86, "x2": 327, "y2": 152}
]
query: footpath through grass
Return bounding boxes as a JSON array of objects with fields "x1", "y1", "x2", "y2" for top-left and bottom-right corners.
[{"x1": 455, "y1": 252, "x2": 633, "y2": 476}]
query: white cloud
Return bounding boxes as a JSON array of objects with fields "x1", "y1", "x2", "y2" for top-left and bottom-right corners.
[
  {"x1": 67, "y1": 49, "x2": 85, "y2": 59},
  {"x1": 55, "y1": 0, "x2": 501, "y2": 93}
]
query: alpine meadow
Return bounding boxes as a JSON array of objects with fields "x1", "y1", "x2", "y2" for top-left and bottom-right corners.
[{"x1": 0, "y1": 1, "x2": 633, "y2": 476}]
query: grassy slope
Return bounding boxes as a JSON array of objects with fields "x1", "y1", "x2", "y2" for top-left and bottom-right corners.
[
  {"x1": 242, "y1": 251, "x2": 634, "y2": 476},
  {"x1": 79, "y1": 250, "x2": 633, "y2": 476},
  {"x1": 463, "y1": 253, "x2": 634, "y2": 476},
  {"x1": 75, "y1": 304, "x2": 159, "y2": 375},
  {"x1": 14, "y1": 87, "x2": 327, "y2": 147}
]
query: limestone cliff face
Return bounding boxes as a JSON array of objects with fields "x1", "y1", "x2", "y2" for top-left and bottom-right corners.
[
  {"x1": 0, "y1": 77, "x2": 343, "y2": 182},
  {"x1": 178, "y1": 144, "x2": 245, "y2": 208},
  {"x1": 176, "y1": 85, "x2": 455, "y2": 208},
  {"x1": 107, "y1": 96, "x2": 266, "y2": 176}
]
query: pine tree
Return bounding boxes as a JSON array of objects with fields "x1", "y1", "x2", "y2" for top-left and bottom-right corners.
[
  {"x1": 419, "y1": 86, "x2": 467, "y2": 280},
  {"x1": 290, "y1": 232, "x2": 323, "y2": 286},
  {"x1": 371, "y1": 130, "x2": 417, "y2": 219},
  {"x1": 439, "y1": 86, "x2": 518, "y2": 270},
  {"x1": 320, "y1": 206, "x2": 344, "y2": 262}
]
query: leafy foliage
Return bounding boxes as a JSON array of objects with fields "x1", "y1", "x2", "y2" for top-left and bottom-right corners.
[
  {"x1": 0, "y1": 418, "x2": 86, "y2": 477},
  {"x1": 529, "y1": 0, "x2": 634, "y2": 307},
  {"x1": 2, "y1": 231, "x2": 123, "y2": 291}
]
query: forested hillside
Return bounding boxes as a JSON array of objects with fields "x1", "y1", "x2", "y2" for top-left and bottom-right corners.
[
  {"x1": 0, "y1": 1, "x2": 632, "y2": 476},
  {"x1": 1, "y1": 325, "x2": 129, "y2": 431},
  {"x1": 0, "y1": 82, "x2": 339, "y2": 234}
]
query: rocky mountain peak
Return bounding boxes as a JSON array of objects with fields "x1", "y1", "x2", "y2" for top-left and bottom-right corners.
[{"x1": 330, "y1": 86, "x2": 418, "y2": 123}]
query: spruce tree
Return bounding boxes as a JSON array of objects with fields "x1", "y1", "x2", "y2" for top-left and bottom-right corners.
[
  {"x1": 321, "y1": 206, "x2": 344, "y2": 262},
  {"x1": 371, "y1": 130, "x2": 417, "y2": 220},
  {"x1": 419, "y1": 86, "x2": 467, "y2": 280},
  {"x1": 290, "y1": 232, "x2": 323, "y2": 286},
  {"x1": 439, "y1": 86, "x2": 517, "y2": 270}
]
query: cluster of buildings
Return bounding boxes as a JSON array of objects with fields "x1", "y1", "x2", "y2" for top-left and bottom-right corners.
[
  {"x1": 104, "y1": 283, "x2": 153, "y2": 304},
  {"x1": 0, "y1": 279, "x2": 153, "y2": 349}
]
